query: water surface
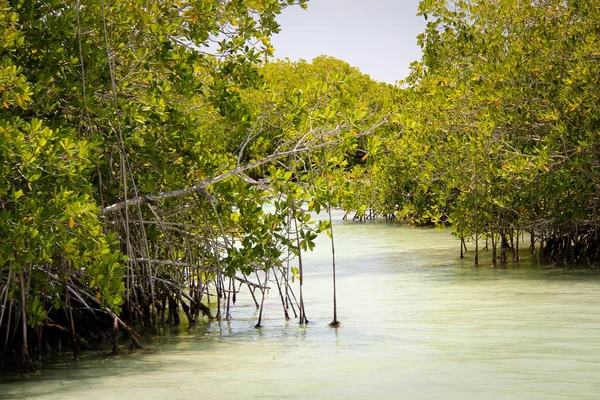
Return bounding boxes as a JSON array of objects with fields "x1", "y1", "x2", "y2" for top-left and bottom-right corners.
[{"x1": 3, "y1": 211, "x2": 600, "y2": 399}]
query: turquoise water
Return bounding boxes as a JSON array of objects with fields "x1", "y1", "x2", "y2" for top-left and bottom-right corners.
[{"x1": 2, "y1": 211, "x2": 600, "y2": 399}]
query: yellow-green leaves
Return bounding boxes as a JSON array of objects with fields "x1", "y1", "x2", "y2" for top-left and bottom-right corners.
[{"x1": 370, "y1": 0, "x2": 600, "y2": 250}]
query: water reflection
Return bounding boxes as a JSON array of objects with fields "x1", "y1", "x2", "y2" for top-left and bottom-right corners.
[{"x1": 2, "y1": 212, "x2": 600, "y2": 399}]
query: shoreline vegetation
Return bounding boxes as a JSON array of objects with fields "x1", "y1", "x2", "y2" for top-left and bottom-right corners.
[{"x1": 1, "y1": 0, "x2": 599, "y2": 371}]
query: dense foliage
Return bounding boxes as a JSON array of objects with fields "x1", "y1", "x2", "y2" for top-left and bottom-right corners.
[
  {"x1": 370, "y1": 0, "x2": 600, "y2": 265},
  {"x1": 2, "y1": 0, "x2": 599, "y2": 371},
  {"x1": 0, "y1": 0, "x2": 394, "y2": 369}
]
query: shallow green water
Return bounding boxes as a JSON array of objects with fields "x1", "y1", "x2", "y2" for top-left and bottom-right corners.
[{"x1": 3, "y1": 211, "x2": 600, "y2": 399}]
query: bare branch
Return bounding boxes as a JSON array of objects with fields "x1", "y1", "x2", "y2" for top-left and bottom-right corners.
[
  {"x1": 99, "y1": 118, "x2": 386, "y2": 216},
  {"x1": 133, "y1": 257, "x2": 213, "y2": 271}
]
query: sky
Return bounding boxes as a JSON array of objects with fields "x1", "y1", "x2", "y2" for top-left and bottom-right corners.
[{"x1": 270, "y1": 0, "x2": 427, "y2": 85}]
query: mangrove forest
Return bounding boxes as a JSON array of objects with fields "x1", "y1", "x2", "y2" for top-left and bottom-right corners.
[{"x1": 1, "y1": 0, "x2": 599, "y2": 377}]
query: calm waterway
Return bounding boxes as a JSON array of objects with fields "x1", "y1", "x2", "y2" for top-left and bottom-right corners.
[{"x1": 2, "y1": 210, "x2": 600, "y2": 399}]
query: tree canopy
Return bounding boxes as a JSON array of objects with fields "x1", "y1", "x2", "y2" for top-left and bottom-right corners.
[
  {"x1": 0, "y1": 0, "x2": 394, "y2": 369},
  {"x1": 368, "y1": 0, "x2": 600, "y2": 264},
  {"x1": 2, "y1": 0, "x2": 599, "y2": 371}
]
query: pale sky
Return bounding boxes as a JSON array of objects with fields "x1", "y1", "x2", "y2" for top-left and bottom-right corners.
[{"x1": 271, "y1": 0, "x2": 426, "y2": 84}]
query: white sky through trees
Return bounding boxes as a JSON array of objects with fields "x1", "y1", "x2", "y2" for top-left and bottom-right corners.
[{"x1": 271, "y1": 0, "x2": 426, "y2": 84}]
